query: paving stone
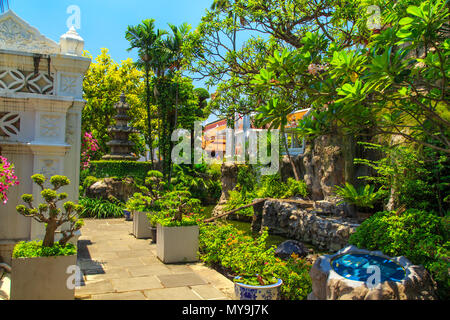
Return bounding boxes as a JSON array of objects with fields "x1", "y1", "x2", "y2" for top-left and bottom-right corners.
[
  {"x1": 143, "y1": 287, "x2": 202, "y2": 300},
  {"x1": 91, "y1": 291, "x2": 147, "y2": 300},
  {"x1": 157, "y1": 273, "x2": 207, "y2": 288},
  {"x1": 104, "y1": 257, "x2": 145, "y2": 268},
  {"x1": 111, "y1": 276, "x2": 163, "y2": 292},
  {"x1": 127, "y1": 264, "x2": 172, "y2": 277},
  {"x1": 190, "y1": 284, "x2": 228, "y2": 300},
  {"x1": 84, "y1": 267, "x2": 130, "y2": 281},
  {"x1": 139, "y1": 256, "x2": 161, "y2": 265},
  {"x1": 75, "y1": 279, "x2": 115, "y2": 296},
  {"x1": 115, "y1": 249, "x2": 153, "y2": 259},
  {"x1": 165, "y1": 264, "x2": 196, "y2": 274},
  {"x1": 77, "y1": 218, "x2": 236, "y2": 300}
]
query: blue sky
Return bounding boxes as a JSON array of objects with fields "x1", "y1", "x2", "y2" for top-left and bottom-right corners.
[{"x1": 8, "y1": 0, "x2": 218, "y2": 119}]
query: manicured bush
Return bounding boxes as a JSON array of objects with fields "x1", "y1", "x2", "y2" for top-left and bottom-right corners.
[
  {"x1": 199, "y1": 222, "x2": 312, "y2": 300},
  {"x1": 349, "y1": 209, "x2": 449, "y2": 299},
  {"x1": 87, "y1": 161, "x2": 153, "y2": 184},
  {"x1": 12, "y1": 241, "x2": 77, "y2": 258},
  {"x1": 79, "y1": 196, "x2": 124, "y2": 219}
]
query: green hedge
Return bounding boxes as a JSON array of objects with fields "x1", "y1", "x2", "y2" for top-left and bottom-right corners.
[{"x1": 86, "y1": 161, "x2": 153, "y2": 183}]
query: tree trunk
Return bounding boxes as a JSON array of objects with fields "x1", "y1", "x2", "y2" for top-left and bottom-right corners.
[
  {"x1": 42, "y1": 220, "x2": 58, "y2": 247},
  {"x1": 283, "y1": 130, "x2": 300, "y2": 180},
  {"x1": 146, "y1": 67, "x2": 154, "y2": 169},
  {"x1": 342, "y1": 134, "x2": 356, "y2": 186},
  {"x1": 168, "y1": 80, "x2": 179, "y2": 188}
]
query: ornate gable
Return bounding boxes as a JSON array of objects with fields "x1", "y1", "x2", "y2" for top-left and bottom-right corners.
[{"x1": 0, "y1": 10, "x2": 59, "y2": 55}]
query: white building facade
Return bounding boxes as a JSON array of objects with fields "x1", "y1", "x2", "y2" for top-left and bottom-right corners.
[{"x1": 0, "y1": 11, "x2": 90, "y2": 263}]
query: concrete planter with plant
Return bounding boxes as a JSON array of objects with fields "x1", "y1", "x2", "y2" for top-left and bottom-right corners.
[
  {"x1": 11, "y1": 174, "x2": 84, "y2": 300},
  {"x1": 154, "y1": 191, "x2": 202, "y2": 263}
]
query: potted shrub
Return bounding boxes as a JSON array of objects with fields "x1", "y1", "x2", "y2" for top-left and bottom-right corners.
[
  {"x1": 11, "y1": 174, "x2": 84, "y2": 300},
  {"x1": 127, "y1": 193, "x2": 153, "y2": 239},
  {"x1": 147, "y1": 212, "x2": 161, "y2": 244},
  {"x1": 234, "y1": 273, "x2": 283, "y2": 300},
  {"x1": 126, "y1": 170, "x2": 165, "y2": 239},
  {"x1": 154, "y1": 190, "x2": 202, "y2": 264}
]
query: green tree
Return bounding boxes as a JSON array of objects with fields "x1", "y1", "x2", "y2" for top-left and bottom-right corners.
[
  {"x1": 82, "y1": 49, "x2": 148, "y2": 157},
  {"x1": 126, "y1": 19, "x2": 168, "y2": 167}
]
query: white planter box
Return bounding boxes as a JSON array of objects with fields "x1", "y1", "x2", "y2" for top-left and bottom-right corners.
[
  {"x1": 156, "y1": 224, "x2": 199, "y2": 264},
  {"x1": 133, "y1": 211, "x2": 152, "y2": 239},
  {"x1": 11, "y1": 254, "x2": 77, "y2": 300}
]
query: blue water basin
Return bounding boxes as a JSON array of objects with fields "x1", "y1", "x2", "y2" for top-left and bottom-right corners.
[{"x1": 331, "y1": 253, "x2": 406, "y2": 283}]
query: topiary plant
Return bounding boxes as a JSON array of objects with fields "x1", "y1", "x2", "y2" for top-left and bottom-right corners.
[{"x1": 16, "y1": 174, "x2": 84, "y2": 248}]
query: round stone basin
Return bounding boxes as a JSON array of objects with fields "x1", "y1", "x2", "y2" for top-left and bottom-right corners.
[
  {"x1": 331, "y1": 253, "x2": 406, "y2": 283},
  {"x1": 308, "y1": 245, "x2": 437, "y2": 300}
]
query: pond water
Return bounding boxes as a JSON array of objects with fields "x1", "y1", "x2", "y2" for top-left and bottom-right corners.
[
  {"x1": 202, "y1": 205, "x2": 297, "y2": 250},
  {"x1": 331, "y1": 253, "x2": 406, "y2": 283}
]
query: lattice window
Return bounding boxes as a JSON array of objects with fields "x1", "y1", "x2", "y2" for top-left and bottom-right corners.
[
  {"x1": 0, "y1": 69, "x2": 54, "y2": 95},
  {"x1": 0, "y1": 112, "x2": 20, "y2": 137}
]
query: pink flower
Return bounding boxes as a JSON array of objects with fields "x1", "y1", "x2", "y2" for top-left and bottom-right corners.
[{"x1": 0, "y1": 156, "x2": 19, "y2": 204}]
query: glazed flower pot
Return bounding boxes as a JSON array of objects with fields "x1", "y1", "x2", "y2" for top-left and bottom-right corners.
[
  {"x1": 156, "y1": 224, "x2": 199, "y2": 264},
  {"x1": 124, "y1": 210, "x2": 132, "y2": 221},
  {"x1": 132, "y1": 211, "x2": 152, "y2": 239},
  {"x1": 10, "y1": 254, "x2": 77, "y2": 300},
  {"x1": 234, "y1": 276, "x2": 283, "y2": 300}
]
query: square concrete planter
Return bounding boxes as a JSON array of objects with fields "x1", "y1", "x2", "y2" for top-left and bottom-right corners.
[
  {"x1": 133, "y1": 211, "x2": 153, "y2": 239},
  {"x1": 11, "y1": 254, "x2": 77, "y2": 300},
  {"x1": 156, "y1": 224, "x2": 199, "y2": 264}
]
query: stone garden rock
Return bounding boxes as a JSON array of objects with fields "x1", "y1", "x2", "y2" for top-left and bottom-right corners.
[
  {"x1": 252, "y1": 199, "x2": 360, "y2": 252},
  {"x1": 86, "y1": 177, "x2": 140, "y2": 202},
  {"x1": 274, "y1": 240, "x2": 309, "y2": 260}
]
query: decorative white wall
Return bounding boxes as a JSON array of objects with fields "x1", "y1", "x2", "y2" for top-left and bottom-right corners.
[{"x1": 0, "y1": 10, "x2": 90, "y2": 256}]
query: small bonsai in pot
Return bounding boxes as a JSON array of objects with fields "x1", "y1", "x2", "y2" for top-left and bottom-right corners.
[{"x1": 11, "y1": 174, "x2": 84, "y2": 300}]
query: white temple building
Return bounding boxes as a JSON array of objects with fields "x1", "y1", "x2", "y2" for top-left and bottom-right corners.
[{"x1": 0, "y1": 10, "x2": 90, "y2": 264}]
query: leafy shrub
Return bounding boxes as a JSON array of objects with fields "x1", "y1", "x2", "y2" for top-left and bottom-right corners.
[
  {"x1": 171, "y1": 164, "x2": 222, "y2": 202},
  {"x1": 199, "y1": 222, "x2": 312, "y2": 300},
  {"x1": 79, "y1": 196, "x2": 124, "y2": 219},
  {"x1": 225, "y1": 189, "x2": 254, "y2": 217},
  {"x1": 349, "y1": 209, "x2": 450, "y2": 299},
  {"x1": 87, "y1": 161, "x2": 153, "y2": 184},
  {"x1": 334, "y1": 182, "x2": 385, "y2": 210},
  {"x1": 13, "y1": 241, "x2": 77, "y2": 258},
  {"x1": 82, "y1": 176, "x2": 99, "y2": 192},
  {"x1": 355, "y1": 142, "x2": 450, "y2": 215}
]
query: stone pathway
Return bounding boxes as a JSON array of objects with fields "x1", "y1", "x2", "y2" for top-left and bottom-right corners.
[{"x1": 75, "y1": 219, "x2": 235, "y2": 300}]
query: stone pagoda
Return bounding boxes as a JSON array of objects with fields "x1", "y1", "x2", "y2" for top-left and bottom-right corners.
[{"x1": 102, "y1": 93, "x2": 139, "y2": 161}]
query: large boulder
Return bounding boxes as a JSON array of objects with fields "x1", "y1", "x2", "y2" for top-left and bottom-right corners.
[
  {"x1": 212, "y1": 163, "x2": 239, "y2": 217},
  {"x1": 86, "y1": 177, "x2": 140, "y2": 202},
  {"x1": 274, "y1": 240, "x2": 309, "y2": 260}
]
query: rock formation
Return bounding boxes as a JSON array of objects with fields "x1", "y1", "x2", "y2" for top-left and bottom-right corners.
[{"x1": 86, "y1": 177, "x2": 140, "y2": 202}]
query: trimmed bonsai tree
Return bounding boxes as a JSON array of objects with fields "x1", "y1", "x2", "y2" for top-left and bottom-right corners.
[{"x1": 16, "y1": 174, "x2": 84, "y2": 248}]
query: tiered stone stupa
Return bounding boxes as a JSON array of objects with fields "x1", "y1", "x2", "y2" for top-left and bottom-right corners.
[{"x1": 102, "y1": 93, "x2": 139, "y2": 161}]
